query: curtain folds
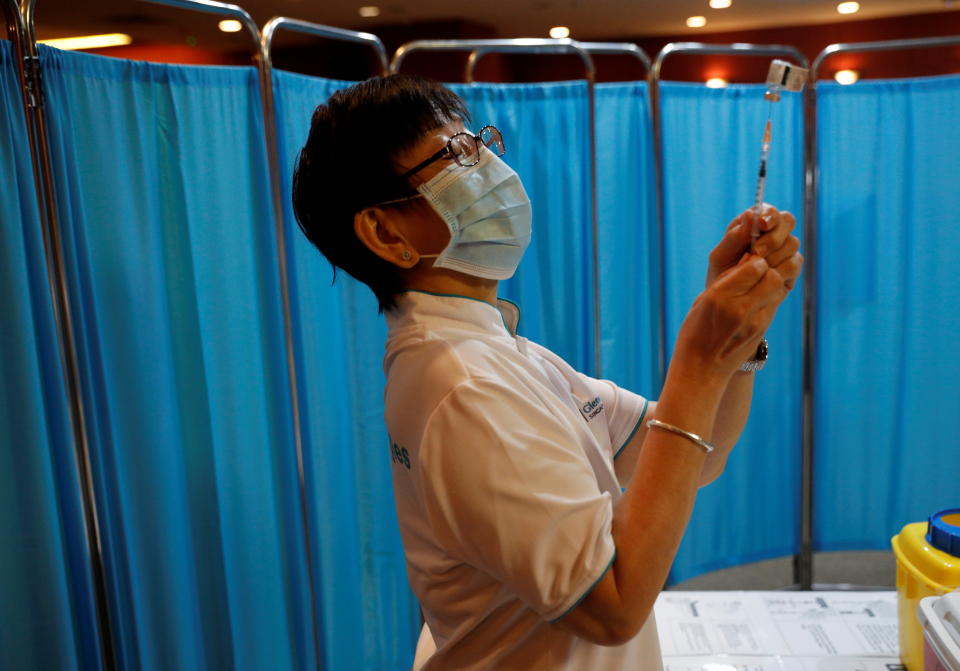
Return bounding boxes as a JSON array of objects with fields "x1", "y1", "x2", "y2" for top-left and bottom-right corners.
[
  {"x1": 38, "y1": 47, "x2": 314, "y2": 671},
  {"x1": 659, "y1": 82, "x2": 805, "y2": 582},
  {"x1": 595, "y1": 82, "x2": 659, "y2": 398},
  {"x1": 450, "y1": 81, "x2": 597, "y2": 374},
  {"x1": 0, "y1": 39, "x2": 103, "y2": 671},
  {"x1": 815, "y1": 75, "x2": 960, "y2": 551},
  {"x1": 272, "y1": 69, "x2": 420, "y2": 671}
]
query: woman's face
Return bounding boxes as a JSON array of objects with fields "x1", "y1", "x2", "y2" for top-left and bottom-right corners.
[
  {"x1": 388, "y1": 118, "x2": 469, "y2": 256},
  {"x1": 396, "y1": 117, "x2": 469, "y2": 187}
]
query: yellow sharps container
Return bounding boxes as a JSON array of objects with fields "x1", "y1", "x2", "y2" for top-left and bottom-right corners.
[{"x1": 892, "y1": 509, "x2": 960, "y2": 671}]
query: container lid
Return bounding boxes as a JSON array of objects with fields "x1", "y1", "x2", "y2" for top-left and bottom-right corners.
[
  {"x1": 893, "y1": 522, "x2": 960, "y2": 588},
  {"x1": 928, "y1": 509, "x2": 960, "y2": 558},
  {"x1": 917, "y1": 591, "x2": 960, "y2": 670}
]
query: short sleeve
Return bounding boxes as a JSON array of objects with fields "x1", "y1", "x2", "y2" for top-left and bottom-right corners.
[
  {"x1": 576, "y1": 373, "x2": 649, "y2": 460},
  {"x1": 418, "y1": 377, "x2": 616, "y2": 621}
]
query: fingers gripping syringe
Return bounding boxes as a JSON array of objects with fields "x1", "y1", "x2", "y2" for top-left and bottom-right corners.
[{"x1": 751, "y1": 59, "x2": 808, "y2": 246}]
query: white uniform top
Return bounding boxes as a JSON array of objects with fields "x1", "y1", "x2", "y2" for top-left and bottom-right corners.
[{"x1": 384, "y1": 291, "x2": 662, "y2": 671}]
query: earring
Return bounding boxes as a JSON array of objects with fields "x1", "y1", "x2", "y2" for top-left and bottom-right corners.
[{"x1": 401, "y1": 250, "x2": 412, "y2": 261}]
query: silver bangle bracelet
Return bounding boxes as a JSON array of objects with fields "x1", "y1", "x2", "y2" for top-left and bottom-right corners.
[{"x1": 646, "y1": 419, "x2": 715, "y2": 454}]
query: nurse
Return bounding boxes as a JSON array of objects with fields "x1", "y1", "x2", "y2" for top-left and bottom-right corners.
[{"x1": 292, "y1": 74, "x2": 802, "y2": 670}]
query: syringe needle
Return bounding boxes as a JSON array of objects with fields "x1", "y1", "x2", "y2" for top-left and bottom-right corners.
[{"x1": 752, "y1": 119, "x2": 772, "y2": 248}]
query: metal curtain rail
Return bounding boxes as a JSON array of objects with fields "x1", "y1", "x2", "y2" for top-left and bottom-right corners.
[
  {"x1": 3, "y1": 1, "x2": 118, "y2": 669},
  {"x1": 460, "y1": 39, "x2": 652, "y2": 80},
  {"x1": 574, "y1": 41, "x2": 650, "y2": 77},
  {"x1": 391, "y1": 39, "x2": 604, "y2": 377},
  {"x1": 262, "y1": 17, "x2": 388, "y2": 76},
  {"x1": 650, "y1": 42, "x2": 813, "y2": 589},
  {"x1": 136, "y1": 3, "x2": 323, "y2": 670},
  {"x1": 140, "y1": 0, "x2": 258, "y2": 39},
  {"x1": 803, "y1": 34, "x2": 960, "y2": 592},
  {"x1": 575, "y1": 41, "x2": 659, "y2": 393},
  {"x1": 258, "y1": 15, "x2": 392, "y2": 669}
]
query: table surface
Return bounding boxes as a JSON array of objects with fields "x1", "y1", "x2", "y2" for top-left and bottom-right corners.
[{"x1": 653, "y1": 590, "x2": 905, "y2": 671}]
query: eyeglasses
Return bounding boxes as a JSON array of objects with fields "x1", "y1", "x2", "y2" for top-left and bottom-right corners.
[{"x1": 398, "y1": 125, "x2": 505, "y2": 181}]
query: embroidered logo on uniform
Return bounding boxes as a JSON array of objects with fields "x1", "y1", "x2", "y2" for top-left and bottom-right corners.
[
  {"x1": 580, "y1": 396, "x2": 603, "y2": 421},
  {"x1": 390, "y1": 440, "x2": 411, "y2": 469}
]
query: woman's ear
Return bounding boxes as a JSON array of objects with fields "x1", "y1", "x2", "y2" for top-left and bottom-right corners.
[{"x1": 353, "y1": 208, "x2": 419, "y2": 268}]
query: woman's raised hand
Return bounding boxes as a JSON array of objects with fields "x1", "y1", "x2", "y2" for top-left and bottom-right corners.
[{"x1": 674, "y1": 252, "x2": 787, "y2": 385}]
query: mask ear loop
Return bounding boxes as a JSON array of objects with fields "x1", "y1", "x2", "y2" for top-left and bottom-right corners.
[
  {"x1": 403, "y1": 153, "x2": 495, "y2": 267},
  {"x1": 362, "y1": 206, "x2": 425, "y2": 268}
]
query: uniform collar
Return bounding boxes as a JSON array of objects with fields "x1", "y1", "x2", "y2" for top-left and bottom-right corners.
[{"x1": 387, "y1": 290, "x2": 521, "y2": 337}]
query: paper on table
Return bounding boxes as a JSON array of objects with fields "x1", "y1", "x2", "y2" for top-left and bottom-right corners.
[
  {"x1": 763, "y1": 594, "x2": 899, "y2": 657},
  {"x1": 656, "y1": 593, "x2": 776, "y2": 655},
  {"x1": 655, "y1": 592, "x2": 899, "y2": 658}
]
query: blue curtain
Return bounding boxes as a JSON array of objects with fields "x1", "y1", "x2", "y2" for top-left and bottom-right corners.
[
  {"x1": 272, "y1": 69, "x2": 420, "y2": 671},
  {"x1": 39, "y1": 47, "x2": 315, "y2": 671},
  {"x1": 0, "y1": 40, "x2": 103, "y2": 671},
  {"x1": 452, "y1": 81, "x2": 658, "y2": 388},
  {"x1": 594, "y1": 82, "x2": 659, "y2": 397},
  {"x1": 815, "y1": 75, "x2": 960, "y2": 551},
  {"x1": 659, "y1": 82, "x2": 805, "y2": 582},
  {"x1": 451, "y1": 81, "x2": 597, "y2": 374}
]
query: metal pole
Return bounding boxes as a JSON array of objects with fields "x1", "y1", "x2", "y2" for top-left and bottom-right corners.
[
  {"x1": 651, "y1": 42, "x2": 811, "y2": 588},
  {"x1": 391, "y1": 37, "x2": 593, "y2": 75},
  {"x1": 570, "y1": 41, "x2": 651, "y2": 70},
  {"x1": 812, "y1": 34, "x2": 960, "y2": 73},
  {"x1": 138, "y1": 0, "x2": 258, "y2": 39},
  {"x1": 262, "y1": 17, "x2": 387, "y2": 76},
  {"x1": 804, "y1": 33, "x2": 960, "y2": 591},
  {"x1": 576, "y1": 42, "x2": 657, "y2": 393},
  {"x1": 258, "y1": 16, "x2": 392, "y2": 668},
  {"x1": 6, "y1": 0, "x2": 118, "y2": 668},
  {"x1": 137, "y1": 3, "x2": 347, "y2": 669},
  {"x1": 391, "y1": 39, "x2": 603, "y2": 377},
  {"x1": 800, "y1": 77, "x2": 817, "y2": 593},
  {"x1": 646, "y1": 60, "x2": 668, "y2": 393}
]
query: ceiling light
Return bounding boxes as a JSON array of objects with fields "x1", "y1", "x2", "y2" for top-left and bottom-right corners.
[
  {"x1": 358, "y1": 6, "x2": 380, "y2": 17},
  {"x1": 38, "y1": 33, "x2": 133, "y2": 50},
  {"x1": 837, "y1": 1, "x2": 860, "y2": 14},
  {"x1": 218, "y1": 19, "x2": 242, "y2": 33},
  {"x1": 835, "y1": 69, "x2": 859, "y2": 85},
  {"x1": 549, "y1": 26, "x2": 571, "y2": 39},
  {"x1": 709, "y1": 0, "x2": 732, "y2": 8},
  {"x1": 706, "y1": 77, "x2": 728, "y2": 88},
  {"x1": 686, "y1": 16, "x2": 707, "y2": 28}
]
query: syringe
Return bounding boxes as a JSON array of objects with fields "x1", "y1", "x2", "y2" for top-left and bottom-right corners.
[
  {"x1": 751, "y1": 118, "x2": 772, "y2": 246},
  {"x1": 750, "y1": 60, "x2": 809, "y2": 249}
]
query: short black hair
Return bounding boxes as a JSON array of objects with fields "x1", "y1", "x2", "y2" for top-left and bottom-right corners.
[{"x1": 292, "y1": 74, "x2": 471, "y2": 312}]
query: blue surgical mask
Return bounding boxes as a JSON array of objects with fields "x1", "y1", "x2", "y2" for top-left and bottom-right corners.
[{"x1": 415, "y1": 147, "x2": 532, "y2": 280}]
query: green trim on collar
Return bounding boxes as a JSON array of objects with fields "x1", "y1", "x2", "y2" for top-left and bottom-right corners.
[
  {"x1": 401, "y1": 289, "x2": 512, "y2": 333},
  {"x1": 496, "y1": 296, "x2": 522, "y2": 335}
]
